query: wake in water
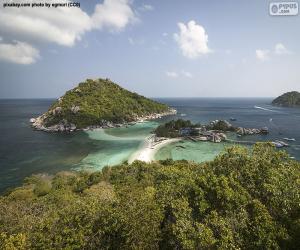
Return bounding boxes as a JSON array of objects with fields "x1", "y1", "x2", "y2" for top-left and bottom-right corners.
[{"x1": 254, "y1": 105, "x2": 282, "y2": 113}]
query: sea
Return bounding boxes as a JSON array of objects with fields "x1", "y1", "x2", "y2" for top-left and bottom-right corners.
[{"x1": 0, "y1": 98, "x2": 300, "y2": 193}]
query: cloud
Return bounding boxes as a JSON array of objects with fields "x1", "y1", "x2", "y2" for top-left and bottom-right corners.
[
  {"x1": 256, "y1": 43, "x2": 291, "y2": 62},
  {"x1": 174, "y1": 20, "x2": 212, "y2": 59},
  {"x1": 166, "y1": 70, "x2": 193, "y2": 78},
  {"x1": 0, "y1": 0, "x2": 92, "y2": 47},
  {"x1": 0, "y1": 0, "x2": 136, "y2": 48},
  {"x1": 274, "y1": 43, "x2": 291, "y2": 55},
  {"x1": 256, "y1": 49, "x2": 270, "y2": 61},
  {"x1": 0, "y1": 41, "x2": 40, "y2": 64},
  {"x1": 92, "y1": 0, "x2": 137, "y2": 32},
  {"x1": 162, "y1": 32, "x2": 168, "y2": 37},
  {"x1": 139, "y1": 4, "x2": 154, "y2": 11},
  {"x1": 166, "y1": 71, "x2": 178, "y2": 78},
  {"x1": 128, "y1": 37, "x2": 144, "y2": 45},
  {"x1": 181, "y1": 70, "x2": 193, "y2": 78}
]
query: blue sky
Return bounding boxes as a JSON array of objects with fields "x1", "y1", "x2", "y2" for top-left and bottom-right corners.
[{"x1": 0, "y1": 0, "x2": 299, "y2": 98}]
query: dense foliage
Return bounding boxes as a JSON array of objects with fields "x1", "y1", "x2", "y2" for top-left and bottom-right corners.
[
  {"x1": 1, "y1": 143, "x2": 299, "y2": 249},
  {"x1": 44, "y1": 78, "x2": 169, "y2": 128},
  {"x1": 155, "y1": 119, "x2": 199, "y2": 137},
  {"x1": 272, "y1": 91, "x2": 300, "y2": 107}
]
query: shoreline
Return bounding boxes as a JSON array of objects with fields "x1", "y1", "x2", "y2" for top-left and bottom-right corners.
[
  {"x1": 30, "y1": 109, "x2": 177, "y2": 133},
  {"x1": 128, "y1": 136, "x2": 181, "y2": 163}
]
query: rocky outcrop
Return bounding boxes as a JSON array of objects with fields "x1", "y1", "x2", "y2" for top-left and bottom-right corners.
[
  {"x1": 207, "y1": 120, "x2": 235, "y2": 131},
  {"x1": 236, "y1": 127, "x2": 269, "y2": 136},
  {"x1": 30, "y1": 108, "x2": 177, "y2": 133}
]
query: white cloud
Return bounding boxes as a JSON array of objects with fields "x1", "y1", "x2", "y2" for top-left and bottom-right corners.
[
  {"x1": 92, "y1": 0, "x2": 137, "y2": 32},
  {"x1": 166, "y1": 71, "x2": 178, "y2": 78},
  {"x1": 0, "y1": 41, "x2": 39, "y2": 64},
  {"x1": 139, "y1": 4, "x2": 154, "y2": 11},
  {"x1": 128, "y1": 37, "x2": 144, "y2": 45},
  {"x1": 174, "y1": 20, "x2": 212, "y2": 59},
  {"x1": 181, "y1": 70, "x2": 193, "y2": 78},
  {"x1": 0, "y1": 0, "x2": 92, "y2": 47},
  {"x1": 162, "y1": 32, "x2": 168, "y2": 37},
  {"x1": 274, "y1": 43, "x2": 291, "y2": 55},
  {"x1": 166, "y1": 70, "x2": 193, "y2": 78},
  {"x1": 256, "y1": 49, "x2": 270, "y2": 61},
  {"x1": 0, "y1": 0, "x2": 136, "y2": 47},
  {"x1": 255, "y1": 43, "x2": 291, "y2": 62}
]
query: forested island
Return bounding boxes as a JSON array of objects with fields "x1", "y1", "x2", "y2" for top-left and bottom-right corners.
[
  {"x1": 272, "y1": 91, "x2": 300, "y2": 107},
  {"x1": 0, "y1": 144, "x2": 299, "y2": 249},
  {"x1": 30, "y1": 78, "x2": 176, "y2": 132},
  {"x1": 154, "y1": 119, "x2": 268, "y2": 143}
]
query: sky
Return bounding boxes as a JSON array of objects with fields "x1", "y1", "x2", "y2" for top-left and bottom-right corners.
[{"x1": 0, "y1": 0, "x2": 299, "y2": 98}]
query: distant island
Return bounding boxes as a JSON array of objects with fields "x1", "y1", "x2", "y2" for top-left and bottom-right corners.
[
  {"x1": 30, "y1": 78, "x2": 176, "y2": 132},
  {"x1": 272, "y1": 91, "x2": 300, "y2": 107}
]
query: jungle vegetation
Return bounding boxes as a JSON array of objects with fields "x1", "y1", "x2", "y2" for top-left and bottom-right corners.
[
  {"x1": 272, "y1": 91, "x2": 300, "y2": 107},
  {"x1": 44, "y1": 78, "x2": 170, "y2": 128},
  {"x1": 0, "y1": 143, "x2": 299, "y2": 249}
]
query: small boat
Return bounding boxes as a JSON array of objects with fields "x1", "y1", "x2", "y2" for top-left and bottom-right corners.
[
  {"x1": 230, "y1": 117, "x2": 237, "y2": 121},
  {"x1": 275, "y1": 140, "x2": 289, "y2": 147},
  {"x1": 272, "y1": 142, "x2": 284, "y2": 148},
  {"x1": 180, "y1": 113, "x2": 187, "y2": 117},
  {"x1": 283, "y1": 138, "x2": 296, "y2": 142}
]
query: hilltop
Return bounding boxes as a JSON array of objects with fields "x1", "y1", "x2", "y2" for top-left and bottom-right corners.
[
  {"x1": 31, "y1": 78, "x2": 175, "y2": 132},
  {"x1": 0, "y1": 144, "x2": 299, "y2": 249},
  {"x1": 272, "y1": 91, "x2": 300, "y2": 107}
]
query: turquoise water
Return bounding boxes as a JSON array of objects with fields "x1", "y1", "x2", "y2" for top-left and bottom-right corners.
[
  {"x1": 74, "y1": 121, "x2": 159, "y2": 170},
  {"x1": 1, "y1": 98, "x2": 299, "y2": 192},
  {"x1": 155, "y1": 140, "x2": 227, "y2": 162}
]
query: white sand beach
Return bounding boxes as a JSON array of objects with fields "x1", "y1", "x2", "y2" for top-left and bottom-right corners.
[{"x1": 128, "y1": 136, "x2": 181, "y2": 163}]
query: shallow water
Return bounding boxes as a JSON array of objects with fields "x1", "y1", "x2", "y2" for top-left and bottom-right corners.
[
  {"x1": 0, "y1": 98, "x2": 299, "y2": 192},
  {"x1": 155, "y1": 140, "x2": 227, "y2": 162},
  {"x1": 74, "y1": 121, "x2": 159, "y2": 170}
]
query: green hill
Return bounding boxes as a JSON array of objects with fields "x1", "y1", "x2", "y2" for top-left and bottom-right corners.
[
  {"x1": 0, "y1": 144, "x2": 299, "y2": 249},
  {"x1": 272, "y1": 91, "x2": 300, "y2": 107},
  {"x1": 31, "y1": 78, "x2": 174, "y2": 131}
]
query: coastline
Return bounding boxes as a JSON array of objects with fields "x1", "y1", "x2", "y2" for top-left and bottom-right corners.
[
  {"x1": 30, "y1": 109, "x2": 177, "y2": 133},
  {"x1": 128, "y1": 136, "x2": 181, "y2": 163}
]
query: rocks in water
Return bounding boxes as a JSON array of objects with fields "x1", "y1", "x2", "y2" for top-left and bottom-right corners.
[
  {"x1": 236, "y1": 127, "x2": 269, "y2": 136},
  {"x1": 208, "y1": 120, "x2": 234, "y2": 131}
]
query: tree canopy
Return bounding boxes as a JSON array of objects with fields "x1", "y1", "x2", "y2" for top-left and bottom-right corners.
[
  {"x1": 0, "y1": 143, "x2": 299, "y2": 249},
  {"x1": 43, "y1": 78, "x2": 170, "y2": 128},
  {"x1": 272, "y1": 91, "x2": 300, "y2": 107}
]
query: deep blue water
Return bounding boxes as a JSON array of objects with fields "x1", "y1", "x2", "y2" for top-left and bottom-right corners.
[{"x1": 0, "y1": 98, "x2": 299, "y2": 192}]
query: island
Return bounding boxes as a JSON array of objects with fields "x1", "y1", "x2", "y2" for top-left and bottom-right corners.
[
  {"x1": 154, "y1": 119, "x2": 268, "y2": 143},
  {"x1": 272, "y1": 91, "x2": 300, "y2": 107},
  {"x1": 30, "y1": 78, "x2": 176, "y2": 132}
]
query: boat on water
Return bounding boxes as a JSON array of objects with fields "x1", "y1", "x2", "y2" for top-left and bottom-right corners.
[
  {"x1": 283, "y1": 138, "x2": 296, "y2": 142},
  {"x1": 230, "y1": 117, "x2": 237, "y2": 121},
  {"x1": 272, "y1": 140, "x2": 289, "y2": 148},
  {"x1": 272, "y1": 142, "x2": 285, "y2": 148}
]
